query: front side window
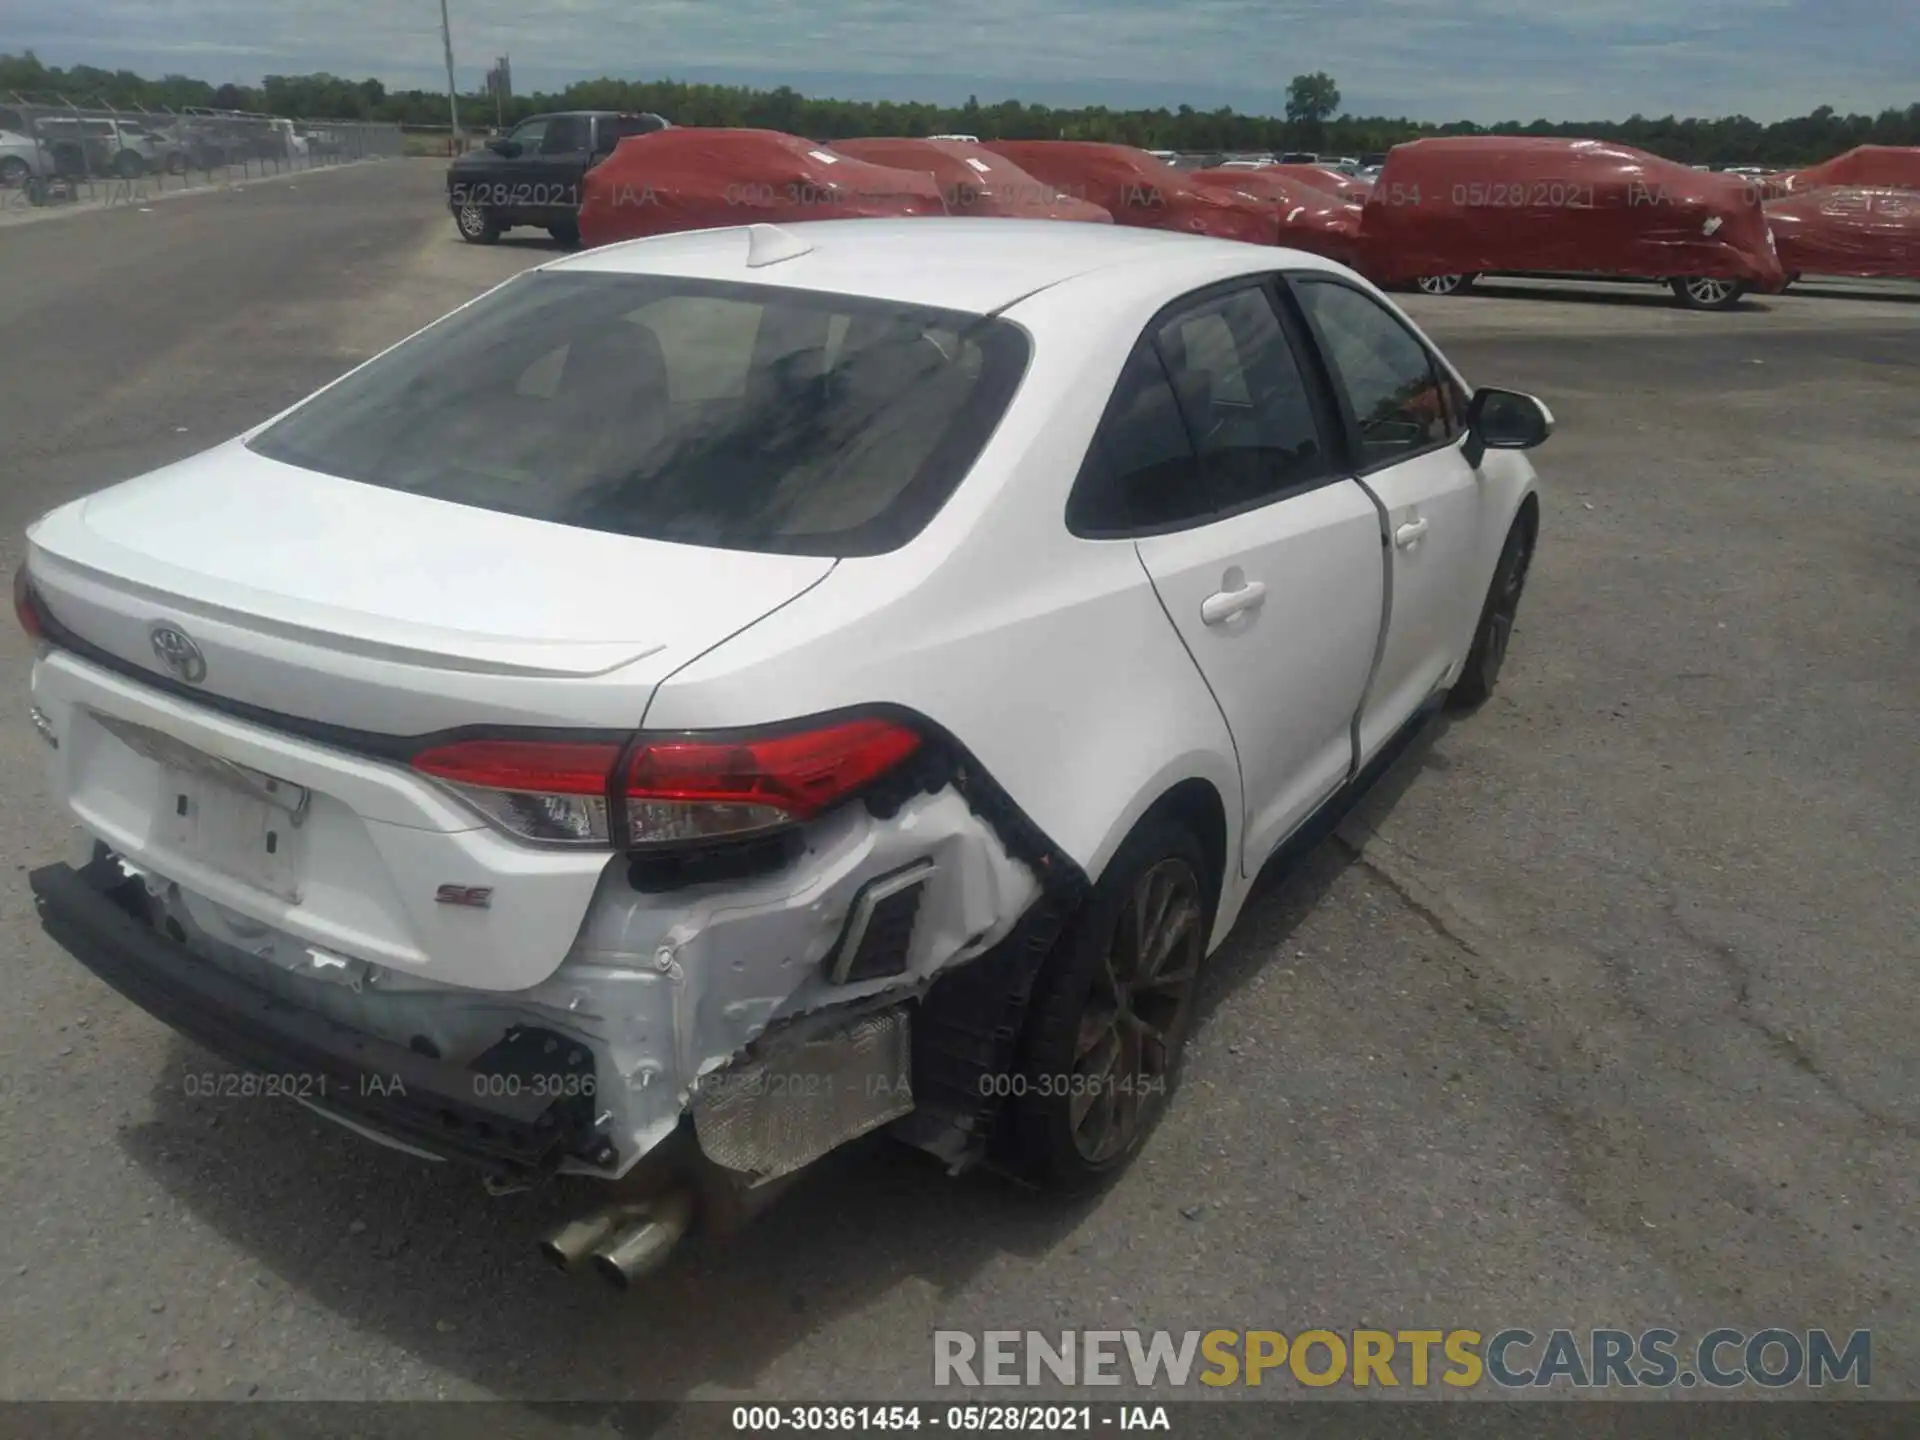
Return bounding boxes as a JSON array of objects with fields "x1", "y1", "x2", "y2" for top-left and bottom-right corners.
[
  {"x1": 541, "y1": 115, "x2": 588, "y2": 154},
  {"x1": 247, "y1": 272, "x2": 1030, "y2": 557},
  {"x1": 509, "y1": 118, "x2": 549, "y2": 150},
  {"x1": 1293, "y1": 278, "x2": 1451, "y2": 465}
]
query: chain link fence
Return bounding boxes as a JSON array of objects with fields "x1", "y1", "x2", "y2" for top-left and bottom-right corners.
[{"x1": 0, "y1": 99, "x2": 404, "y2": 216}]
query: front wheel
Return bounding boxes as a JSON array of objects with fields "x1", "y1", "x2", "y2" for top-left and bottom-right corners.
[
  {"x1": 1004, "y1": 818, "x2": 1213, "y2": 1191},
  {"x1": 1450, "y1": 506, "x2": 1537, "y2": 709},
  {"x1": 454, "y1": 201, "x2": 501, "y2": 244},
  {"x1": 0, "y1": 156, "x2": 29, "y2": 187},
  {"x1": 1670, "y1": 276, "x2": 1748, "y2": 310},
  {"x1": 1416, "y1": 273, "x2": 1476, "y2": 296}
]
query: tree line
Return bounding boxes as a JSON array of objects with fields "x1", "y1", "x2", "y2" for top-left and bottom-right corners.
[{"x1": 4, "y1": 50, "x2": 1917, "y2": 167}]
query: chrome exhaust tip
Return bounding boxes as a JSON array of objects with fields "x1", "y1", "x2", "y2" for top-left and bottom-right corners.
[
  {"x1": 536, "y1": 1210, "x2": 623, "y2": 1272},
  {"x1": 588, "y1": 1191, "x2": 696, "y2": 1291}
]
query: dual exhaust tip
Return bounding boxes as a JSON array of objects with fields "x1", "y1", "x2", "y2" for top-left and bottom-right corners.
[{"x1": 538, "y1": 1190, "x2": 696, "y2": 1291}]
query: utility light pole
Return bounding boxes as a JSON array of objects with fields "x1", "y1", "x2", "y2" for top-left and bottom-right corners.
[{"x1": 438, "y1": 0, "x2": 461, "y2": 149}]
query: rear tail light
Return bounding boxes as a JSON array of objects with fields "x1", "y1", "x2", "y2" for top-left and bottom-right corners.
[
  {"x1": 408, "y1": 716, "x2": 922, "y2": 849},
  {"x1": 14, "y1": 565, "x2": 46, "y2": 642},
  {"x1": 622, "y1": 717, "x2": 921, "y2": 847},
  {"x1": 411, "y1": 739, "x2": 623, "y2": 845}
]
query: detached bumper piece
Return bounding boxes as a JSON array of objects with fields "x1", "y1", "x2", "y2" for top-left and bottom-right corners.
[{"x1": 29, "y1": 858, "x2": 600, "y2": 1180}]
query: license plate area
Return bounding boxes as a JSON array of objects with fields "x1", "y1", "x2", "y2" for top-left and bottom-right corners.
[{"x1": 91, "y1": 711, "x2": 310, "y2": 902}]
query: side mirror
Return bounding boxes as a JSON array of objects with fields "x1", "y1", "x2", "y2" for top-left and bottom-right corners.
[{"x1": 1462, "y1": 387, "x2": 1554, "y2": 468}]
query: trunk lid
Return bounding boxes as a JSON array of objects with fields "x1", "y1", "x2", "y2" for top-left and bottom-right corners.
[{"x1": 26, "y1": 441, "x2": 835, "y2": 735}]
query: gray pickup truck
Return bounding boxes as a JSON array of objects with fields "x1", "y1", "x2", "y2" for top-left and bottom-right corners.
[{"x1": 447, "y1": 110, "x2": 670, "y2": 246}]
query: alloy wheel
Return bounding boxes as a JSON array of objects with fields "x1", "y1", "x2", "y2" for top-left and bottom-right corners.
[
  {"x1": 1480, "y1": 521, "x2": 1535, "y2": 688},
  {"x1": 1069, "y1": 856, "x2": 1205, "y2": 1164},
  {"x1": 1684, "y1": 277, "x2": 1735, "y2": 307}
]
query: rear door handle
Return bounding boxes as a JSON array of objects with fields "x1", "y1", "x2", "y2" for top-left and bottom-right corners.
[
  {"x1": 1200, "y1": 581, "x2": 1268, "y2": 625},
  {"x1": 1394, "y1": 518, "x2": 1430, "y2": 549}
]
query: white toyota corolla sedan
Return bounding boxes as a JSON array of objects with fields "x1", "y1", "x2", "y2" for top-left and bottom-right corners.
[{"x1": 18, "y1": 218, "x2": 1549, "y2": 1287}]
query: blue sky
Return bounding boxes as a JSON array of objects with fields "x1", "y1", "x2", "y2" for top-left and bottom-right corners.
[{"x1": 8, "y1": 0, "x2": 1916, "y2": 123}]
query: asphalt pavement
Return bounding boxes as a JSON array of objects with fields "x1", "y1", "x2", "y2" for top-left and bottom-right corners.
[{"x1": 0, "y1": 161, "x2": 1914, "y2": 1404}]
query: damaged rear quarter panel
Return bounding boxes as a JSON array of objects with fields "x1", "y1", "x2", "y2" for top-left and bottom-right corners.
[{"x1": 543, "y1": 787, "x2": 1040, "y2": 1158}]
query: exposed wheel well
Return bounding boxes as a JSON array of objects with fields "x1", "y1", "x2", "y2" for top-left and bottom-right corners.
[{"x1": 1130, "y1": 779, "x2": 1228, "y2": 923}]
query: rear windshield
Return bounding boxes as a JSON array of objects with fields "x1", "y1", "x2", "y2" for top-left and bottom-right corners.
[{"x1": 247, "y1": 270, "x2": 1031, "y2": 557}]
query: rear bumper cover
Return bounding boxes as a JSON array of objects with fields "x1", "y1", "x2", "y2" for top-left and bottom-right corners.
[{"x1": 30, "y1": 857, "x2": 600, "y2": 1177}]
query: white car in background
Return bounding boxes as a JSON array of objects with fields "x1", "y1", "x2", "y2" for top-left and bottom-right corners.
[
  {"x1": 19, "y1": 219, "x2": 1549, "y2": 1288},
  {"x1": 0, "y1": 112, "x2": 45, "y2": 186}
]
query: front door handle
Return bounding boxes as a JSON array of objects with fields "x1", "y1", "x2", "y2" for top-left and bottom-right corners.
[
  {"x1": 1394, "y1": 517, "x2": 1430, "y2": 549},
  {"x1": 1201, "y1": 580, "x2": 1268, "y2": 625}
]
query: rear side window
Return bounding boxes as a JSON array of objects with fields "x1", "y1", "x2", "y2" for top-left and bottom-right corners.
[
  {"x1": 1066, "y1": 343, "x2": 1206, "y2": 535},
  {"x1": 1293, "y1": 278, "x2": 1452, "y2": 465},
  {"x1": 247, "y1": 271, "x2": 1030, "y2": 557}
]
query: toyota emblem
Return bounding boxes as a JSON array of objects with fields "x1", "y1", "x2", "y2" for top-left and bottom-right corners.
[{"x1": 149, "y1": 624, "x2": 207, "y2": 684}]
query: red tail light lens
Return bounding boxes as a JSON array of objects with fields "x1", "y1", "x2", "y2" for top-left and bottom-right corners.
[
  {"x1": 411, "y1": 739, "x2": 623, "y2": 845},
  {"x1": 14, "y1": 565, "x2": 45, "y2": 642},
  {"x1": 624, "y1": 717, "x2": 923, "y2": 847},
  {"x1": 409, "y1": 718, "x2": 922, "y2": 849}
]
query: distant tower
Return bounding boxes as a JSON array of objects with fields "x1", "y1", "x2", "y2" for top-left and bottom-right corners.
[{"x1": 485, "y1": 54, "x2": 513, "y2": 127}]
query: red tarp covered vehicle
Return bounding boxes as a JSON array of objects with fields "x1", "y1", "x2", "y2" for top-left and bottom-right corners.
[
  {"x1": 1769, "y1": 146, "x2": 1920, "y2": 196},
  {"x1": 1356, "y1": 137, "x2": 1786, "y2": 308},
  {"x1": 828, "y1": 137, "x2": 1113, "y2": 222},
  {"x1": 579, "y1": 128, "x2": 946, "y2": 246},
  {"x1": 1188, "y1": 167, "x2": 1363, "y2": 266},
  {"x1": 1260, "y1": 164, "x2": 1375, "y2": 204},
  {"x1": 981, "y1": 141, "x2": 1277, "y2": 244},
  {"x1": 1766, "y1": 187, "x2": 1920, "y2": 280}
]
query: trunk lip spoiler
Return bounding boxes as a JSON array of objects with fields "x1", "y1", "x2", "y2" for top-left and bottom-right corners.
[{"x1": 27, "y1": 546, "x2": 667, "y2": 678}]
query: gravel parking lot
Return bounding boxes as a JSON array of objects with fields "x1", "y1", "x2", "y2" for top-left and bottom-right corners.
[{"x1": 0, "y1": 160, "x2": 1914, "y2": 1405}]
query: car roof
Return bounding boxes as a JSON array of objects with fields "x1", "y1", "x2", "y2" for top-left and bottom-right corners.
[{"x1": 548, "y1": 217, "x2": 1349, "y2": 314}]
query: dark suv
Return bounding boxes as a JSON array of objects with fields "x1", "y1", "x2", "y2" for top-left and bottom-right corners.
[{"x1": 447, "y1": 110, "x2": 671, "y2": 246}]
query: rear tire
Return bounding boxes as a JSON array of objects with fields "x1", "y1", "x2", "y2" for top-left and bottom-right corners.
[
  {"x1": 1416, "y1": 273, "x2": 1475, "y2": 296},
  {"x1": 455, "y1": 202, "x2": 501, "y2": 244},
  {"x1": 1004, "y1": 818, "x2": 1213, "y2": 1192},
  {"x1": 1450, "y1": 505, "x2": 1537, "y2": 709},
  {"x1": 1670, "y1": 276, "x2": 1747, "y2": 310}
]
